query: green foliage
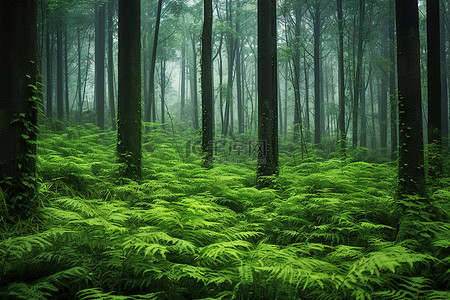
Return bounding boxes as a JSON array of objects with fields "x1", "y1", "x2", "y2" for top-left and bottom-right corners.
[{"x1": 1, "y1": 125, "x2": 448, "y2": 299}]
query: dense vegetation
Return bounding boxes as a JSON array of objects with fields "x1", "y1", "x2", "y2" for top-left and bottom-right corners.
[{"x1": 1, "y1": 124, "x2": 449, "y2": 299}]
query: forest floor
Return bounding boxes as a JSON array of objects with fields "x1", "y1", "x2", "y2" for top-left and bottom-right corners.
[{"x1": 1, "y1": 123, "x2": 449, "y2": 300}]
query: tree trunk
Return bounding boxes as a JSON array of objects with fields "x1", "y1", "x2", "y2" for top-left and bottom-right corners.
[
  {"x1": 95, "y1": 4, "x2": 106, "y2": 129},
  {"x1": 108, "y1": 1, "x2": 116, "y2": 131},
  {"x1": 352, "y1": 0, "x2": 365, "y2": 147},
  {"x1": 337, "y1": 0, "x2": 346, "y2": 158},
  {"x1": 160, "y1": 59, "x2": 166, "y2": 129},
  {"x1": 147, "y1": 0, "x2": 162, "y2": 124},
  {"x1": 313, "y1": 1, "x2": 321, "y2": 145},
  {"x1": 117, "y1": 0, "x2": 141, "y2": 180},
  {"x1": 64, "y1": 30, "x2": 69, "y2": 119},
  {"x1": 201, "y1": 0, "x2": 213, "y2": 167},
  {"x1": 427, "y1": 0, "x2": 442, "y2": 177},
  {"x1": 441, "y1": 1, "x2": 449, "y2": 142},
  {"x1": 191, "y1": 38, "x2": 199, "y2": 130},
  {"x1": 180, "y1": 38, "x2": 186, "y2": 119},
  {"x1": 77, "y1": 28, "x2": 82, "y2": 121},
  {"x1": 389, "y1": 0, "x2": 397, "y2": 159},
  {"x1": 46, "y1": 27, "x2": 53, "y2": 118},
  {"x1": 379, "y1": 17, "x2": 389, "y2": 154},
  {"x1": 257, "y1": 0, "x2": 278, "y2": 183},
  {"x1": 396, "y1": 0, "x2": 426, "y2": 197},
  {"x1": 236, "y1": 0, "x2": 244, "y2": 134},
  {"x1": 0, "y1": 1, "x2": 38, "y2": 214},
  {"x1": 57, "y1": 28, "x2": 64, "y2": 121}
]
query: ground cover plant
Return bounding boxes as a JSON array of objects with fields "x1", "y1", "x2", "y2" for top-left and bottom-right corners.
[{"x1": 1, "y1": 125, "x2": 449, "y2": 299}]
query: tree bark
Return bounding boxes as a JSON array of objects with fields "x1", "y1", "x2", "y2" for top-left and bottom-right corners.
[
  {"x1": 337, "y1": 0, "x2": 346, "y2": 158},
  {"x1": 57, "y1": 28, "x2": 64, "y2": 121},
  {"x1": 313, "y1": 1, "x2": 321, "y2": 145},
  {"x1": 257, "y1": 0, "x2": 278, "y2": 183},
  {"x1": 46, "y1": 27, "x2": 53, "y2": 118},
  {"x1": 427, "y1": 0, "x2": 442, "y2": 177},
  {"x1": 117, "y1": 0, "x2": 141, "y2": 180},
  {"x1": 396, "y1": 0, "x2": 426, "y2": 197},
  {"x1": 441, "y1": 2, "x2": 449, "y2": 142},
  {"x1": 95, "y1": 4, "x2": 106, "y2": 129},
  {"x1": 147, "y1": 0, "x2": 162, "y2": 124},
  {"x1": 0, "y1": 1, "x2": 38, "y2": 214},
  {"x1": 201, "y1": 0, "x2": 213, "y2": 168},
  {"x1": 108, "y1": 1, "x2": 116, "y2": 131}
]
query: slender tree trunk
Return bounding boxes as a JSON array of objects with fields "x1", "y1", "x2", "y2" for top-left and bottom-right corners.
[
  {"x1": 257, "y1": 0, "x2": 278, "y2": 183},
  {"x1": 77, "y1": 28, "x2": 82, "y2": 121},
  {"x1": 117, "y1": 0, "x2": 141, "y2": 181},
  {"x1": 147, "y1": 0, "x2": 162, "y2": 124},
  {"x1": 236, "y1": 0, "x2": 244, "y2": 134},
  {"x1": 396, "y1": 0, "x2": 426, "y2": 197},
  {"x1": 360, "y1": 66, "x2": 367, "y2": 147},
  {"x1": 389, "y1": 0, "x2": 397, "y2": 159},
  {"x1": 57, "y1": 28, "x2": 64, "y2": 121},
  {"x1": 352, "y1": 0, "x2": 365, "y2": 147},
  {"x1": 191, "y1": 38, "x2": 199, "y2": 130},
  {"x1": 201, "y1": 0, "x2": 213, "y2": 167},
  {"x1": 303, "y1": 52, "x2": 310, "y2": 139},
  {"x1": 160, "y1": 59, "x2": 166, "y2": 129},
  {"x1": 64, "y1": 30, "x2": 69, "y2": 119},
  {"x1": 379, "y1": 17, "x2": 389, "y2": 154},
  {"x1": 108, "y1": 1, "x2": 116, "y2": 131},
  {"x1": 0, "y1": 1, "x2": 38, "y2": 213},
  {"x1": 313, "y1": 1, "x2": 321, "y2": 145},
  {"x1": 427, "y1": 0, "x2": 442, "y2": 177},
  {"x1": 95, "y1": 4, "x2": 106, "y2": 129},
  {"x1": 181, "y1": 38, "x2": 186, "y2": 119},
  {"x1": 441, "y1": 2, "x2": 449, "y2": 142},
  {"x1": 46, "y1": 27, "x2": 53, "y2": 118},
  {"x1": 337, "y1": 0, "x2": 346, "y2": 158}
]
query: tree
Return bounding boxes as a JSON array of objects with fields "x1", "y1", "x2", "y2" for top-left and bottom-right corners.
[
  {"x1": 108, "y1": 0, "x2": 116, "y2": 131},
  {"x1": 145, "y1": 0, "x2": 162, "y2": 125},
  {"x1": 201, "y1": 0, "x2": 213, "y2": 168},
  {"x1": 441, "y1": 2, "x2": 448, "y2": 143},
  {"x1": 396, "y1": 0, "x2": 426, "y2": 197},
  {"x1": 257, "y1": 0, "x2": 278, "y2": 183},
  {"x1": 427, "y1": 0, "x2": 442, "y2": 177},
  {"x1": 337, "y1": 0, "x2": 346, "y2": 158},
  {"x1": 57, "y1": 27, "x2": 64, "y2": 120},
  {"x1": 95, "y1": 4, "x2": 106, "y2": 130},
  {"x1": 117, "y1": 0, "x2": 141, "y2": 180},
  {"x1": 0, "y1": 1, "x2": 38, "y2": 215}
]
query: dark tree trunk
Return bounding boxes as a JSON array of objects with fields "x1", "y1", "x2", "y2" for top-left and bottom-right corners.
[
  {"x1": 57, "y1": 28, "x2": 63, "y2": 121},
  {"x1": 389, "y1": 0, "x2": 397, "y2": 159},
  {"x1": 160, "y1": 59, "x2": 166, "y2": 129},
  {"x1": 108, "y1": 1, "x2": 116, "y2": 131},
  {"x1": 396, "y1": 0, "x2": 426, "y2": 197},
  {"x1": 236, "y1": 0, "x2": 244, "y2": 134},
  {"x1": 0, "y1": 1, "x2": 38, "y2": 214},
  {"x1": 46, "y1": 27, "x2": 53, "y2": 118},
  {"x1": 313, "y1": 1, "x2": 321, "y2": 145},
  {"x1": 201, "y1": 0, "x2": 213, "y2": 167},
  {"x1": 191, "y1": 38, "x2": 199, "y2": 130},
  {"x1": 303, "y1": 52, "x2": 310, "y2": 139},
  {"x1": 337, "y1": 0, "x2": 346, "y2": 158},
  {"x1": 64, "y1": 30, "x2": 69, "y2": 119},
  {"x1": 147, "y1": 0, "x2": 162, "y2": 124},
  {"x1": 441, "y1": 2, "x2": 449, "y2": 142},
  {"x1": 257, "y1": 0, "x2": 278, "y2": 183},
  {"x1": 181, "y1": 39, "x2": 186, "y2": 119},
  {"x1": 291, "y1": 5, "x2": 302, "y2": 143},
  {"x1": 117, "y1": 0, "x2": 141, "y2": 180},
  {"x1": 352, "y1": 0, "x2": 365, "y2": 147},
  {"x1": 95, "y1": 4, "x2": 106, "y2": 130},
  {"x1": 379, "y1": 17, "x2": 389, "y2": 154},
  {"x1": 77, "y1": 28, "x2": 82, "y2": 121},
  {"x1": 427, "y1": 0, "x2": 442, "y2": 177}
]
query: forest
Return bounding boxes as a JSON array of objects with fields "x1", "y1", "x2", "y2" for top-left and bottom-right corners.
[{"x1": 0, "y1": 0, "x2": 449, "y2": 299}]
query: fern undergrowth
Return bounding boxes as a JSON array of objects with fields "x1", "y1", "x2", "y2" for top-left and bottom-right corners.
[{"x1": 0, "y1": 124, "x2": 448, "y2": 299}]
